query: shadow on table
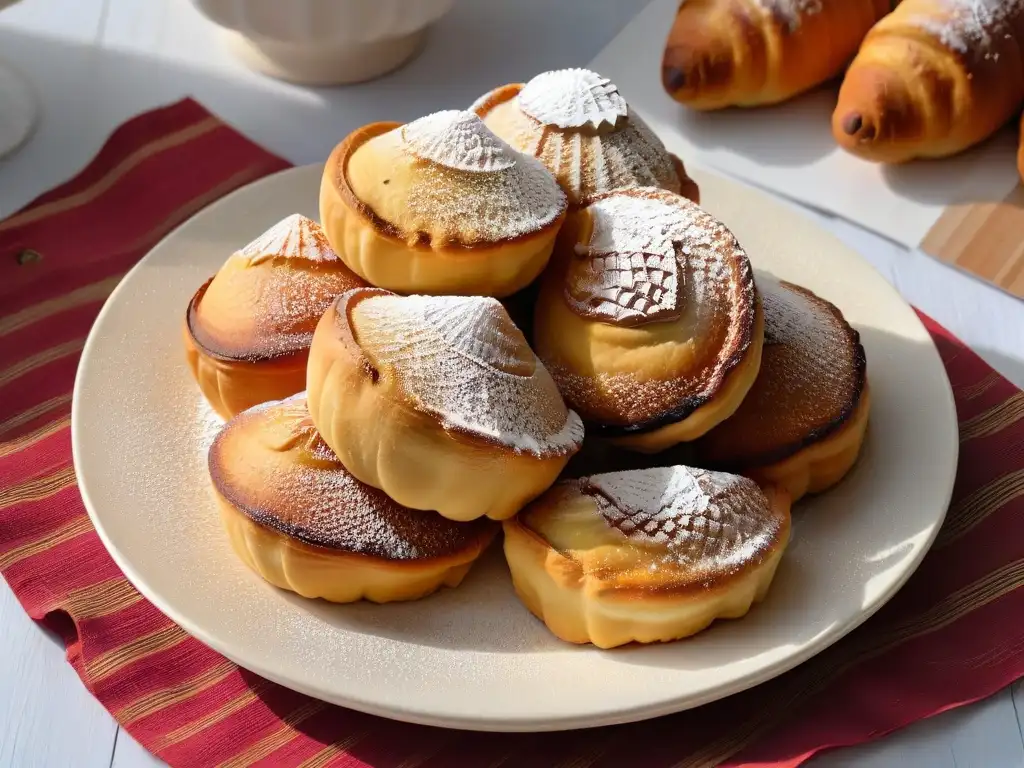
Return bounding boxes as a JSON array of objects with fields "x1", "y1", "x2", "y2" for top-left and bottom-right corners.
[
  {"x1": 971, "y1": 347, "x2": 1024, "y2": 392},
  {"x1": 276, "y1": 544, "x2": 563, "y2": 655},
  {"x1": 669, "y1": 81, "x2": 840, "y2": 169},
  {"x1": 880, "y1": 124, "x2": 1022, "y2": 208}
]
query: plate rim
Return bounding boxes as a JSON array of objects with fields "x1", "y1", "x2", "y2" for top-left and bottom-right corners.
[{"x1": 71, "y1": 163, "x2": 959, "y2": 732}]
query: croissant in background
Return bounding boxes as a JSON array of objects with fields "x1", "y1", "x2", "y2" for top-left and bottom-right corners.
[
  {"x1": 834, "y1": 0, "x2": 1024, "y2": 163},
  {"x1": 662, "y1": 0, "x2": 892, "y2": 110}
]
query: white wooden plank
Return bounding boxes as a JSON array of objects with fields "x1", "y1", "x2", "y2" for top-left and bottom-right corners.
[
  {"x1": 811, "y1": 688, "x2": 1024, "y2": 767},
  {"x1": 0, "y1": 582, "x2": 118, "y2": 768}
]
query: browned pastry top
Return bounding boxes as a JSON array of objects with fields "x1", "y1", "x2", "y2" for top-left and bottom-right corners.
[
  {"x1": 188, "y1": 215, "x2": 365, "y2": 362},
  {"x1": 209, "y1": 395, "x2": 497, "y2": 560},
  {"x1": 327, "y1": 112, "x2": 567, "y2": 248},
  {"x1": 472, "y1": 69, "x2": 697, "y2": 207},
  {"x1": 540, "y1": 187, "x2": 758, "y2": 435},
  {"x1": 334, "y1": 287, "x2": 584, "y2": 457},
  {"x1": 696, "y1": 279, "x2": 866, "y2": 469},
  {"x1": 521, "y1": 465, "x2": 788, "y2": 596}
]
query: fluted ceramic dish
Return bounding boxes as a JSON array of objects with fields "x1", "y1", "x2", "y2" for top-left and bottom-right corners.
[
  {"x1": 190, "y1": 0, "x2": 455, "y2": 84},
  {"x1": 72, "y1": 159, "x2": 957, "y2": 731}
]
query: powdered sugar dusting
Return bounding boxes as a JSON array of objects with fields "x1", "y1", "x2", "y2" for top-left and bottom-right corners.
[
  {"x1": 545, "y1": 189, "x2": 755, "y2": 427},
  {"x1": 566, "y1": 249, "x2": 680, "y2": 326},
  {"x1": 519, "y1": 68, "x2": 629, "y2": 130},
  {"x1": 479, "y1": 83, "x2": 681, "y2": 205},
  {"x1": 581, "y1": 466, "x2": 778, "y2": 566},
  {"x1": 910, "y1": 0, "x2": 1023, "y2": 57},
  {"x1": 391, "y1": 113, "x2": 566, "y2": 244},
  {"x1": 354, "y1": 294, "x2": 584, "y2": 456},
  {"x1": 761, "y1": 279, "x2": 863, "y2": 426},
  {"x1": 758, "y1": 0, "x2": 823, "y2": 33},
  {"x1": 564, "y1": 191, "x2": 725, "y2": 328},
  {"x1": 239, "y1": 214, "x2": 338, "y2": 264},
  {"x1": 697, "y1": 279, "x2": 864, "y2": 468},
  {"x1": 402, "y1": 110, "x2": 518, "y2": 172},
  {"x1": 588, "y1": 193, "x2": 703, "y2": 260},
  {"x1": 196, "y1": 396, "x2": 225, "y2": 463}
]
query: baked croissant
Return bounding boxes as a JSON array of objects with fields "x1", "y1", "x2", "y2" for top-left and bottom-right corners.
[
  {"x1": 661, "y1": 0, "x2": 892, "y2": 110},
  {"x1": 834, "y1": 0, "x2": 1024, "y2": 163}
]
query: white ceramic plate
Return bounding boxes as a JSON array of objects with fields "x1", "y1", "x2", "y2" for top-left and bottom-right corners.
[{"x1": 72, "y1": 163, "x2": 958, "y2": 732}]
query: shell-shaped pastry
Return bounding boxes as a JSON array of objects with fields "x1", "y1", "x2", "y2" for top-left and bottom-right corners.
[
  {"x1": 694, "y1": 278, "x2": 870, "y2": 501},
  {"x1": 322, "y1": 111, "x2": 569, "y2": 297},
  {"x1": 183, "y1": 214, "x2": 367, "y2": 419},
  {"x1": 473, "y1": 68, "x2": 694, "y2": 207},
  {"x1": 189, "y1": 214, "x2": 364, "y2": 361},
  {"x1": 209, "y1": 394, "x2": 498, "y2": 603},
  {"x1": 343, "y1": 110, "x2": 566, "y2": 247},
  {"x1": 401, "y1": 109, "x2": 518, "y2": 172},
  {"x1": 533, "y1": 187, "x2": 761, "y2": 451},
  {"x1": 566, "y1": 249, "x2": 679, "y2": 326},
  {"x1": 306, "y1": 288, "x2": 585, "y2": 521},
  {"x1": 580, "y1": 466, "x2": 774, "y2": 565},
  {"x1": 239, "y1": 213, "x2": 338, "y2": 265},
  {"x1": 517, "y1": 68, "x2": 628, "y2": 131},
  {"x1": 352, "y1": 292, "x2": 583, "y2": 455},
  {"x1": 502, "y1": 464, "x2": 792, "y2": 648}
]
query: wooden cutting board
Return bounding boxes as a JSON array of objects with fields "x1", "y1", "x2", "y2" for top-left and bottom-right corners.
[{"x1": 921, "y1": 185, "x2": 1024, "y2": 300}]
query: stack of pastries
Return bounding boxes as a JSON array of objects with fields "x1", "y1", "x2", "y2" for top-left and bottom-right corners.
[
  {"x1": 661, "y1": 0, "x2": 1024, "y2": 179},
  {"x1": 185, "y1": 67, "x2": 870, "y2": 649}
]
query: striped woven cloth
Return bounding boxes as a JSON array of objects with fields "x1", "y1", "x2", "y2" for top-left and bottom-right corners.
[{"x1": 1, "y1": 99, "x2": 1023, "y2": 768}]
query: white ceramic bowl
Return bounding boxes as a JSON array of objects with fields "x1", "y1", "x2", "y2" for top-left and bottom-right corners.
[
  {"x1": 190, "y1": 0, "x2": 455, "y2": 85},
  {"x1": 0, "y1": 0, "x2": 37, "y2": 158}
]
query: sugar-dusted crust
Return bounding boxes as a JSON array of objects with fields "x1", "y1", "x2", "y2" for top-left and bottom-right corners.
[
  {"x1": 306, "y1": 289, "x2": 583, "y2": 522},
  {"x1": 503, "y1": 469, "x2": 791, "y2": 648},
  {"x1": 184, "y1": 280, "x2": 308, "y2": 419},
  {"x1": 533, "y1": 187, "x2": 762, "y2": 450},
  {"x1": 473, "y1": 75, "x2": 700, "y2": 207},
  {"x1": 695, "y1": 279, "x2": 870, "y2": 500},
  {"x1": 319, "y1": 118, "x2": 567, "y2": 297},
  {"x1": 186, "y1": 215, "x2": 364, "y2": 362},
  {"x1": 182, "y1": 215, "x2": 365, "y2": 418},
  {"x1": 209, "y1": 396, "x2": 498, "y2": 603}
]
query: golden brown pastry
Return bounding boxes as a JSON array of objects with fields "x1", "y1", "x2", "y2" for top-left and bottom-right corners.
[
  {"x1": 533, "y1": 187, "x2": 763, "y2": 453},
  {"x1": 319, "y1": 110, "x2": 567, "y2": 297},
  {"x1": 662, "y1": 0, "x2": 891, "y2": 110},
  {"x1": 473, "y1": 68, "x2": 700, "y2": 207},
  {"x1": 504, "y1": 465, "x2": 791, "y2": 648},
  {"x1": 209, "y1": 395, "x2": 498, "y2": 603},
  {"x1": 307, "y1": 288, "x2": 585, "y2": 522},
  {"x1": 834, "y1": 0, "x2": 1024, "y2": 162},
  {"x1": 695, "y1": 279, "x2": 869, "y2": 502},
  {"x1": 183, "y1": 214, "x2": 366, "y2": 419}
]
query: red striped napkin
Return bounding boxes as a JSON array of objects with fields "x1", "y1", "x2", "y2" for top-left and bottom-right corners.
[{"x1": 2, "y1": 99, "x2": 1023, "y2": 768}]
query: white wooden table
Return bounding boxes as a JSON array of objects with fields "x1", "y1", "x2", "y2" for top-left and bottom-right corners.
[{"x1": 1, "y1": 1, "x2": 1022, "y2": 765}]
